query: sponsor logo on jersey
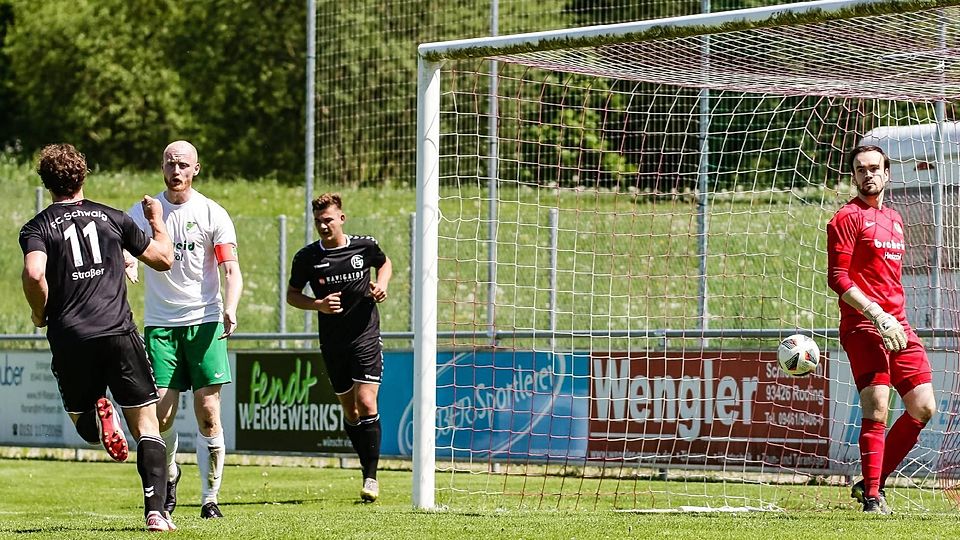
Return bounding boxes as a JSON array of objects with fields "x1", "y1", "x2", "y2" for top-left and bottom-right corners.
[
  {"x1": 174, "y1": 241, "x2": 196, "y2": 251},
  {"x1": 894, "y1": 222, "x2": 903, "y2": 234},
  {"x1": 864, "y1": 221, "x2": 875, "y2": 228},
  {"x1": 873, "y1": 238, "x2": 904, "y2": 251},
  {"x1": 71, "y1": 267, "x2": 105, "y2": 281},
  {"x1": 351, "y1": 255, "x2": 364, "y2": 269},
  {"x1": 324, "y1": 271, "x2": 364, "y2": 285}
]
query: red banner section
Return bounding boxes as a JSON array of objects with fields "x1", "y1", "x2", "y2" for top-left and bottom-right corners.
[{"x1": 587, "y1": 351, "x2": 830, "y2": 470}]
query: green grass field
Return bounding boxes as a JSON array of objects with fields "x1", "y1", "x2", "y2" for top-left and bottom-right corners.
[{"x1": 1, "y1": 457, "x2": 959, "y2": 539}]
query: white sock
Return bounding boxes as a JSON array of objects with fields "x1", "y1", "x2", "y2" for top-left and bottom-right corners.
[
  {"x1": 196, "y1": 431, "x2": 225, "y2": 505},
  {"x1": 159, "y1": 428, "x2": 179, "y2": 479}
]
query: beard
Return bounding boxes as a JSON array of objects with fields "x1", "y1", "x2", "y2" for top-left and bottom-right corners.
[{"x1": 857, "y1": 182, "x2": 883, "y2": 197}]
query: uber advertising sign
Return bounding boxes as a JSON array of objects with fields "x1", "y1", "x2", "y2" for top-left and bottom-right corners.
[
  {"x1": 0, "y1": 352, "x2": 73, "y2": 445},
  {"x1": 235, "y1": 352, "x2": 352, "y2": 453}
]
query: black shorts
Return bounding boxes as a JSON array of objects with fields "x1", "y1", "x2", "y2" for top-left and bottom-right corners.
[
  {"x1": 320, "y1": 337, "x2": 383, "y2": 394},
  {"x1": 49, "y1": 330, "x2": 160, "y2": 414}
]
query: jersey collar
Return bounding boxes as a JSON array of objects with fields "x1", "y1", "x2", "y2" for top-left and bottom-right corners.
[{"x1": 318, "y1": 236, "x2": 351, "y2": 251}]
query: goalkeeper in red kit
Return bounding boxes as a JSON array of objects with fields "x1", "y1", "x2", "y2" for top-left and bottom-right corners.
[{"x1": 827, "y1": 144, "x2": 936, "y2": 514}]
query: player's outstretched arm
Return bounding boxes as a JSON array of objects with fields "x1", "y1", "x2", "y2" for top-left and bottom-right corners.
[
  {"x1": 21, "y1": 251, "x2": 48, "y2": 327},
  {"x1": 137, "y1": 195, "x2": 174, "y2": 271}
]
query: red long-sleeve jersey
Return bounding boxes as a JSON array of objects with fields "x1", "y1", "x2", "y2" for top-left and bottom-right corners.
[{"x1": 826, "y1": 197, "x2": 908, "y2": 336}]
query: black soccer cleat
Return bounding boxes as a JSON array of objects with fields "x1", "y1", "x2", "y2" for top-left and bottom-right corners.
[
  {"x1": 163, "y1": 464, "x2": 181, "y2": 517},
  {"x1": 862, "y1": 496, "x2": 888, "y2": 514},
  {"x1": 851, "y1": 479, "x2": 891, "y2": 514},
  {"x1": 200, "y1": 501, "x2": 224, "y2": 519}
]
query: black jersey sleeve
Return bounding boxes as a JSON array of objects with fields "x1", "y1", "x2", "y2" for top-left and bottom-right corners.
[
  {"x1": 18, "y1": 219, "x2": 47, "y2": 255},
  {"x1": 289, "y1": 247, "x2": 312, "y2": 290},
  {"x1": 120, "y1": 212, "x2": 150, "y2": 257},
  {"x1": 118, "y1": 212, "x2": 150, "y2": 257},
  {"x1": 365, "y1": 237, "x2": 387, "y2": 268}
]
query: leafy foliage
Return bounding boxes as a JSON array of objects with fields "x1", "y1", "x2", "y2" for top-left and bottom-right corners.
[
  {"x1": 0, "y1": 0, "x2": 927, "y2": 188},
  {"x1": 1, "y1": 0, "x2": 304, "y2": 180}
]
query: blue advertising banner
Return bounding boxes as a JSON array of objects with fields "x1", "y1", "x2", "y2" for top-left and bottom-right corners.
[{"x1": 380, "y1": 350, "x2": 590, "y2": 459}]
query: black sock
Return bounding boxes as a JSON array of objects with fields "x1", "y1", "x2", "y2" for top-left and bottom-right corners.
[
  {"x1": 344, "y1": 419, "x2": 368, "y2": 472},
  {"x1": 358, "y1": 414, "x2": 381, "y2": 480},
  {"x1": 75, "y1": 409, "x2": 99, "y2": 443},
  {"x1": 137, "y1": 435, "x2": 167, "y2": 516}
]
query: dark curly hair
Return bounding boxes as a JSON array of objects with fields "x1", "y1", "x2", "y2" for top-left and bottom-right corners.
[
  {"x1": 312, "y1": 192, "x2": 342, "y2": 212},
  {"x1": 37, "y1": 143, "x2": 87, "y2": 197}
]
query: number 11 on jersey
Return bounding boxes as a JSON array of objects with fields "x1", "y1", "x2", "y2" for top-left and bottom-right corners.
[{"x1": 63, "y1": 221, "x2": 102, "y2": 267}]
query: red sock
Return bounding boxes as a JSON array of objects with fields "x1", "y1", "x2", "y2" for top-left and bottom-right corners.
[
  {"x1": 880, "y1": 413, "x2": 926, "y2": 486},
  {"x1": 859, "y1": 418, "x2": 886, "y2": 498}
]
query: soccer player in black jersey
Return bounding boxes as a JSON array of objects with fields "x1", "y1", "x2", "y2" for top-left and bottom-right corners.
[
  {"x1": 287, "y1": 193, "x2": 393, "y2": 502},
  {"x1": 19, "y1": 144, "x2": 177, "y2": 532}
]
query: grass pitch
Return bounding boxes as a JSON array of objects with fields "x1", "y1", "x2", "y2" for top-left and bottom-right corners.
[{"x1": 1, "y1": 457, "x2": 959, "y2": 539}]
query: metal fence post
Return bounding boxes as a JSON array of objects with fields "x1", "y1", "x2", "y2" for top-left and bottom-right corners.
[{"x1": 278, "y1": 214, "x2": 288, "y2": 349}]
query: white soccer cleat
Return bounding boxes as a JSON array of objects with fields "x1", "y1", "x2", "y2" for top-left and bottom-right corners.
[
  {"x1": 360, "y1": 478, "x2": 379, "y2": 502},
  {"x1": 145, "y1": 510, "x2": 177, "y2": 532}
]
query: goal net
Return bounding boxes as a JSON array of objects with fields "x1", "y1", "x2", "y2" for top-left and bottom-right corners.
[{"x1": 413, "y1": 0, "x2": 960, "y2": 512}]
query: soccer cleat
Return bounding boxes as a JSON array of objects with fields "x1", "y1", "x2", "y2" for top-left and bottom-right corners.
[
  {"x1": 360, "y1": 478, "x2": 379, "y2": 502},
  {"x1": 145, "y1": 510, "x2": 177, "y2": 532},
  {"x1": 163, "y1": 464, "x2": 181, "y2": 517},
  {"x1": 861, "y1": 496, "x2": 890, "y2": 514},
  {"x1": 200, "y1": 501, "x2": 224, "y2": 519},
  {"x1": 851, "y1": 480, "x2": 892, "y2": 514},
  {"x1": 94, "y1": 397, "x2": 128, "y2": 462}
]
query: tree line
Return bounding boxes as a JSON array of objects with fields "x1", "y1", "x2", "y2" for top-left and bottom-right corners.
[{"x1": 0, "y1": 0, "x2": 845, "y2": 188}]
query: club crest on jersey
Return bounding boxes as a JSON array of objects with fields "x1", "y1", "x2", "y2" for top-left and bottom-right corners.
[
  {"x1": 186, "y1": 221, "x2": 197, "y2": 230},
  {"x1": 894, "y1": 222, "x2": 903, "y2": 234},
  {"x1": 351, "y1": 255, "x2": 364, "y2": 269}
]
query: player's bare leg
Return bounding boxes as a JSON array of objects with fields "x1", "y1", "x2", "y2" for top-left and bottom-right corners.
[{"x1": 195, "y1": 384, "x2": 225, "y2": 518}]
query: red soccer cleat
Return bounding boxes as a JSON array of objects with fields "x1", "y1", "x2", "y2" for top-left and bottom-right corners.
[{"x1": 95, "y1": 397, "x2": 128, "y2": 462}]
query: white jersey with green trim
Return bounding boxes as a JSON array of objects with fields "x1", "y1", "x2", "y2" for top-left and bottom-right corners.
[{"x1": 128, "y1": 189, "x2": 237, "y2": 327}]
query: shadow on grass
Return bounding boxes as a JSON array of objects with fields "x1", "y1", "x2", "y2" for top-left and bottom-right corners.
[{"x1": 10, "y1": 524, "x2": 145, "y2": 534}]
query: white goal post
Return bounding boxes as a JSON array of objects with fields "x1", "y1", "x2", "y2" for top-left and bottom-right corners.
[{"x1": 414, "y1": 0, "x2": 960, "y2": 512}]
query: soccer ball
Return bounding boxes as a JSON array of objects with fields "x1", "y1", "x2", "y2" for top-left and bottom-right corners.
[{"x1": 777, "y1": 334, "x2": 821, "y2": 376}]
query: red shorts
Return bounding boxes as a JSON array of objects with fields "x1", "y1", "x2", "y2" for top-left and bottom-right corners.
[{"x1": 840, "y1": 327, "x2": 932, "y2": 395}]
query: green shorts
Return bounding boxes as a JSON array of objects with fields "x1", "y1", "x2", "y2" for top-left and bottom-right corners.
[{"x1": 145, "y1": 322, "x2": 232, "y2": 391}]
